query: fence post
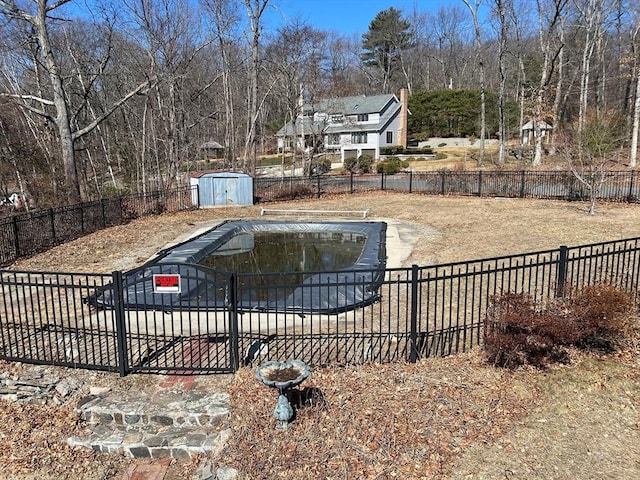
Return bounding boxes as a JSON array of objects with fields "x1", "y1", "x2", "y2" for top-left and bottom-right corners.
[
  {"x1": 556, "y1": 246, "x2": 569, "y2": 298},
  {"x1": 11, "y1": 216, "x2": 20, "y2": 258},
  {"x1": 100, "y1": 199, "x2": 107, "y2": 228},
  {"x1": 520, "y1": 170, "x2": 526, "y2": 198},
  {"x1": 49, "y1": 208, "x2": 56, "y2": 241},
  {"x1": 350, "y1": 171, "x2": 354, "y2": 194},
  {"x1": 409, "y1": 170, "x2": 413, "y2": 193},
  {"x1": 112, "y1": 270, "x2": 130, "y2": 376},
  {"x1": 316, "y1": 174, "x2": 321, "y2": 198},
  {"x1": 380, "y1": 171, "x2": 385, "y2": 191},
  {"x1": 409, "y1": 264, "x2": 419, "y2": 363},
  {"x1": 478, "y1": 170, "x2": 483, "y2": 197},
  {"x1": 228, "y1": 274, "x2": 240, "y2": 371},
  {"x1": 441, "y1": 170, "x2": 446, "y2": 195},
  {"x1": 195, "y1": 184, "x2": 201, "y2": 209},
  {"x1": 628, "y1": 170, "x2": 635, "y2": 202}
]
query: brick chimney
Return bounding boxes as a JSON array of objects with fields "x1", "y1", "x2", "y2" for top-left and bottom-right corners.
[{"x1": 398, "y1": 88, "x2": 408, "y2": 149}]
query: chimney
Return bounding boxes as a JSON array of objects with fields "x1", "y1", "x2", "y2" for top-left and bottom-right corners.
[{"x1": 398, "y1": 88, "x2": 408, "y2": 149}]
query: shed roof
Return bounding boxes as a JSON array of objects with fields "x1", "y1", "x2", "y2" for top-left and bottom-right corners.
[{"x1": 191, "y1": 170, "x2": 252, "y2": 179}]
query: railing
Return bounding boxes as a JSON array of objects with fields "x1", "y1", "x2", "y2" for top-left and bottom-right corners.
[
  {"x1": 0, "y1": 186, "x2": 198, "y2": 266},
  {"x1": 2, "y1": 237, "x2": 639, "y2": 375},
  {"x1": 254, "y1": 170, "x2": 640, "y2": 203}
]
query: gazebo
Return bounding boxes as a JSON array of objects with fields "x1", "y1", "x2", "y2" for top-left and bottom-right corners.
[{"x1": 521, "y1": 120, "x2": 553, "y2": 145}]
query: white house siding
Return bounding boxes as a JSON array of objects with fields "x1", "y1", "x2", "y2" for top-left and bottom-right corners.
[
  {"x1": 380, "y1": 115, "x2": 401, "y2": 147},
  {"x1": 340, "y1": 131, "x2": 379, "y2": 161}
]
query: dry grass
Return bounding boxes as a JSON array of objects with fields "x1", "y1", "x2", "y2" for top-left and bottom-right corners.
[{"x1": 3, "y1": 192, "x2": 640, "y2": 479}]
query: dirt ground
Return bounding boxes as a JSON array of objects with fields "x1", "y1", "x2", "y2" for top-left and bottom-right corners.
[{"x1": 3, "y1": 192, "x2": 640, "y2": 479}]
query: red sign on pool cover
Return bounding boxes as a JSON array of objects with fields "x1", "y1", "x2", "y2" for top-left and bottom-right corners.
[{"x1": 153, "y1": 274, "x2": 181, "y2": 294}]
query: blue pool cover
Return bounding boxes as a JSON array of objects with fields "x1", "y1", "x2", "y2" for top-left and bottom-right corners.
[{"x1": 94, "y1": 220, "x2": 387, "y2": 314}]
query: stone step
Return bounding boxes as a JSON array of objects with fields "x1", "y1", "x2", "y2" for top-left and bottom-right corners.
[
  {"x1": 76, "y1": 389, "x2": 230, "y2": 429},
  {"x1": 68, "y1": 423, "x2": 232, "y2": 460},
  {"x1": 70, "y1": 387, "x2": 232, "y2": 460}
]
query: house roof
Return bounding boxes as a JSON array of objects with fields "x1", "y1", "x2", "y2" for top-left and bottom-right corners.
[{"x1": 312, "y1": 93, "x2": 397, "y2": 115}]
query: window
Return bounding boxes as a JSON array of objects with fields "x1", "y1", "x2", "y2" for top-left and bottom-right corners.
[
  {"x1": 329, "y1": 134, "x2": 340, "y2": 145},
  {"x1": 351, "y1": 132, "x2": 367, "y2": 144},
  {"x1": 331, "y1": 115, "x2": 343, "y2": 124},
  {"x1": 386, "y1": 131, "x2": 393, "y2": 144},
  {"x1": 357, "y1": 113, "x2": 369, "y2": 122}
]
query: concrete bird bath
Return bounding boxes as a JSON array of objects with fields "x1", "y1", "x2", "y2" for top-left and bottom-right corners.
[{"x1": 256, "y1": 359, "x2": 311, "y2": 429}]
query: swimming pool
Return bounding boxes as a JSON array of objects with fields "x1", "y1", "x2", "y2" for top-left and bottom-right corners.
[{"x1": 95, "y1": 220, "x2": 387, "y2": 314}]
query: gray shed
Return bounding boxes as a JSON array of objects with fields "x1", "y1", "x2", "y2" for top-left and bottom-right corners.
[{"x1": 190, "y1": 171, "x2": 254, "y2": 207}]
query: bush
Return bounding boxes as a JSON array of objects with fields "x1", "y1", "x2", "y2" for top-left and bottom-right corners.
[
  {"x1": 380, "y1": 145, "x2": 405, "y2": 155},
  {"x1": 376, "y1": 156, "x2": 410, "y2": 174},
  {"x1": 304, "y1": 158, "x2": 331, "y2": 176},
  {"x1": 345, "y1": 155, "x2": 374, "y2": 173},
  {"x1": 380, "y1": 146, "x2": 434, "y2": 155},
  {"x1": 272, "y1": 184, "x2": 314, "y2": 200},
  {"x1": 484, "y1": 284, "x2": 636, "y2": 369}
]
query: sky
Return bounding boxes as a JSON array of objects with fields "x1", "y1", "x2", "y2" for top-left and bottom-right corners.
[{"x1": 269, "y1": 0, "x2": 456, "y2": 37}]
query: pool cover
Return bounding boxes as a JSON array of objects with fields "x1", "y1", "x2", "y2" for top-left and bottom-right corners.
[{"x1": 94, "y1": 220, "x2": 387, "y2": 314}]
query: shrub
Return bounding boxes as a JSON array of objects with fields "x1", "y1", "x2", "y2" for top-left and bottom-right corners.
[
  {"x1": 484, "y1": 284, "x2": 636, "y2": 369},
  {"x1": 304, "y1": 158, "x2": 331, "y2": 176},
  {"x1": 272, "y1": 184, "x2": 314, "y2": 200},
  {"x1": 380, "y1": 145, "x2": 404, "y2": 155},
  {"x1": 345, "y1": 155, "x2": 374, "y2": 173},
  {"x1": 376, "y1": 156, "x2": 409, "y2": 174},
  {"x1": 484, "y1": 293, "x2": 570, "y2": 369}
]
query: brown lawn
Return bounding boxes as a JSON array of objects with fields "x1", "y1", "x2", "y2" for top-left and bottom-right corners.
[{"x1": 3, "y1": 192, "x2": 640, "y2": 479}]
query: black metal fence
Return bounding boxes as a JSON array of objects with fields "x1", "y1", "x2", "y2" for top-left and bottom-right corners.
[
  {"x1": 0, "y1": 186, "x2": 197, "y2": 266},
  {"x1": 2, "y1": 237, "x2": 639, "y2": 375},
  {"x1": 254, "y1": 170, "x2": 640, "y2": 203}
]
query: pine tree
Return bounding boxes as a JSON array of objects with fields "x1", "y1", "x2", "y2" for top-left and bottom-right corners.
[{"x1": 361, "y1": 7, "x2": 413, "y2": 93}]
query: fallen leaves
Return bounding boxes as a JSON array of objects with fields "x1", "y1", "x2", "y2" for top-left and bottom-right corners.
[{"x1": 218, "y1": 353, "x2": 538, "y2": 479}]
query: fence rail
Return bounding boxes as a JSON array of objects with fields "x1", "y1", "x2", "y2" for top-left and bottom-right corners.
[
  {"x1": 2, "y1": 237, "x2": 639, "y2": 375},
  {"x1": 0, "y1": 186, "x2": 197, "y2": 266},
  {"x1": 254, "y1": 170, "x2": 640, "y2": 203}
]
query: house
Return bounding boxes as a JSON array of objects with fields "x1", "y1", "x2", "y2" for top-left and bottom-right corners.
[{"x1": 276, "y1": 89, "x2": 409, "y2": 163}]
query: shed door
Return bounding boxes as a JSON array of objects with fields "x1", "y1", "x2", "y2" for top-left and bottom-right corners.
[{"x1": 213, "y1": 177, "x2": 238, "y2": 205}]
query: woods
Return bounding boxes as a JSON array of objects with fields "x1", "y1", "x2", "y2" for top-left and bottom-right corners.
[{"x1": 1, "y1": 0, "x2": 640, "y2": 207}]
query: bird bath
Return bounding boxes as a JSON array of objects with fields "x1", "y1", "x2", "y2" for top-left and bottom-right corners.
[{"x1": 256, "y1": 359, "x2": 311, "y2": 429}]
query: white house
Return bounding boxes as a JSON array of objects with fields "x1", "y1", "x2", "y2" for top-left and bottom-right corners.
[{"x1": 276, "y1": 89, "x2": 409, "y2": 162}]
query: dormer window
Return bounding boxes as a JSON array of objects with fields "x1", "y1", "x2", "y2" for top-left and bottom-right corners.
[{"x1": 357, "y1": 113, "x2": 369, "y2": 122}]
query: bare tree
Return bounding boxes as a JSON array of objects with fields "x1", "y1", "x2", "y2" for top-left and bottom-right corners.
[
  {"x1": 0, "y1": 0, "x2": 155, "y2": 204},
  {"x1": 532, "y1": 0, "x2": 569, "y2": 166},
  {"x1": 242, "y1": 0, "x2": 270, "y2": 175},
  {"x1": 203, "y1": 0, "x2": 242, "y2": 170},
  {"x1": 492, "y1": 0, "x2": 510, "y2": 165},
  {"x1": 573, "y1": 0, "x2": 616, "y2": 133},
  {"x1": 562, "y1": 112, "x2": 622, "y2": 214},
  {"x1": 462, "y1": 0, "x2": 487, "y2": 167},
  {"x1": 629, "y1": 16, "x2": 640, "y2": 167}
]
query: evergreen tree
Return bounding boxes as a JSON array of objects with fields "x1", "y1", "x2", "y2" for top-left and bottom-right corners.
[{"x1": 361, "y1": 7, "x2": 413, "y2": 93}]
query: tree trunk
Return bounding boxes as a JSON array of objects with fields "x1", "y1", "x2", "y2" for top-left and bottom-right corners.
[
  {"x1": 630, "y1": 60, "x2": 640, "y2": 168},
  {"x1": 33, "y1": 0, "x2": 82, "y2": 203}
]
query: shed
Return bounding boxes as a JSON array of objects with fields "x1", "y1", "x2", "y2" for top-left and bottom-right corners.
[{"x1": 190, "y1": 171, "x2": 253, "y2": 207}]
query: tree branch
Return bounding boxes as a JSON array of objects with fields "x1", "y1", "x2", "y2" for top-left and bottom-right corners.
[
  {"x1": 72, "y1": 77, "x2": 157, "y2": 141},
  {"x1": 0, "y1": 92, "x2": 55, "y2": 106}
]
